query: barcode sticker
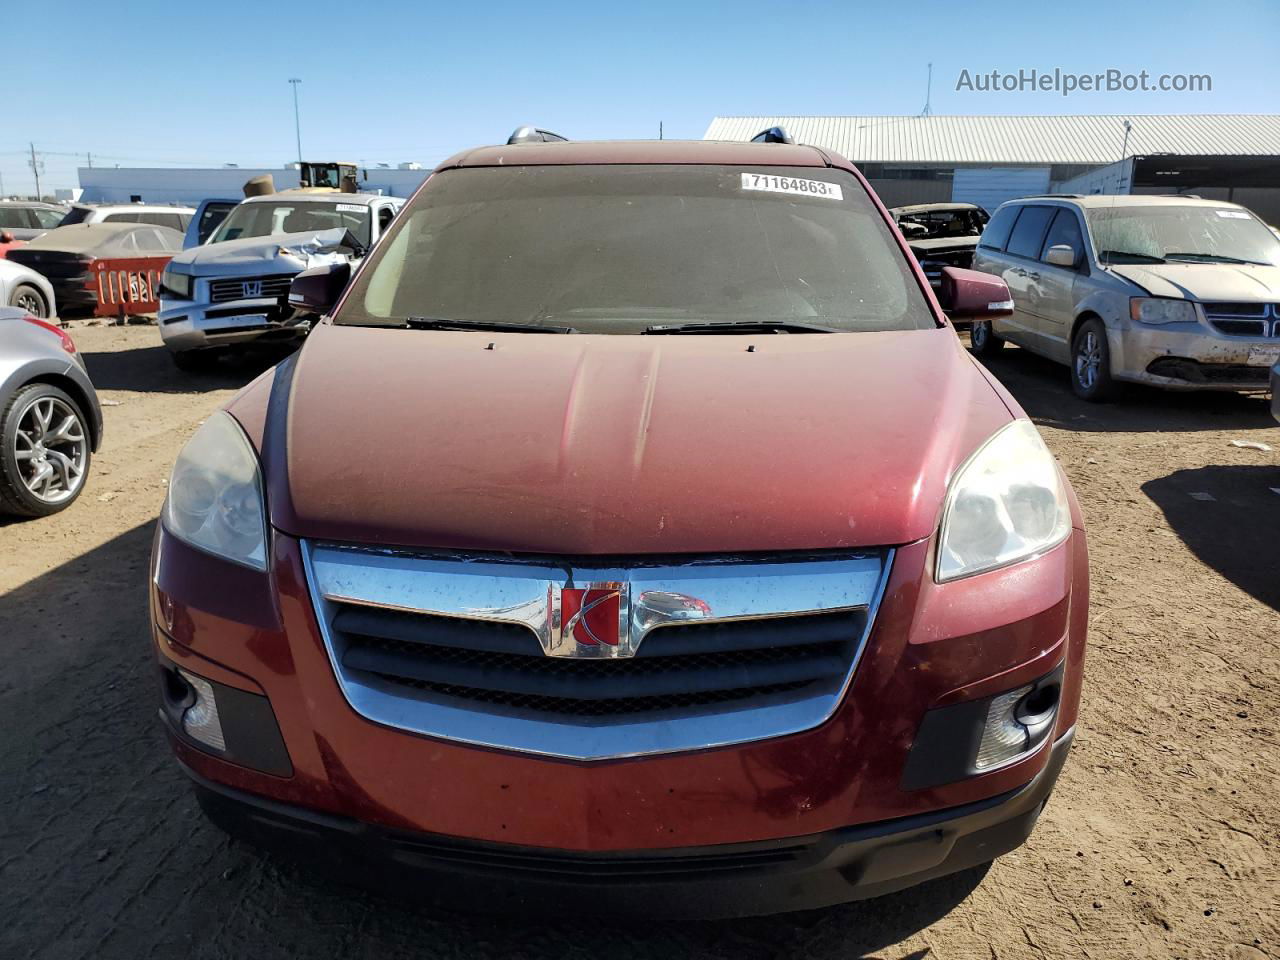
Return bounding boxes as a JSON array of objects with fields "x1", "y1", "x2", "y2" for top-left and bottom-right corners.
[
  {"x1": 741, "y1": 173, "x2": 843, "y2": 200},
  {"x1": 336, "y1": 203, "x2": 366, "y2": 213},
  {"x1": 1214, "y1": 210, "x2": 1251, "y2": 219}
]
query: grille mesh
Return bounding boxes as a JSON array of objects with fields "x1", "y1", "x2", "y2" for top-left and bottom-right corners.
[{"x1": 332, "y1": 604, "x2": 864, "y2": 720}]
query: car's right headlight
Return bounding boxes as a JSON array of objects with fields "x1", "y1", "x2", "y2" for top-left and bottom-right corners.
[
  {"x1": 1130, "y1": 297, "x2": 1196, "y2": 325},
  {"x1": 936, "y1": 420, "x2": 1071, "y2": 583},
  {"x1": 162, "y1": 412, "x2": 267, "y2": 570},
  {"x1": 160, "y1": 267, "x2": 193, "y2": 300}
]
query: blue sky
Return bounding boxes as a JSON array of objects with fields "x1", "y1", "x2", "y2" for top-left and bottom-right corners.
[{"x1": 4, "y1": 0, "x2": 1278, "y2": 193}]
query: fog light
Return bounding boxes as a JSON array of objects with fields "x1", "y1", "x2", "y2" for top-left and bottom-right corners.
[
  {"x1": 975, "y1": 685, "x2": 1033, "y2": 770},
  {"x1": 975, "y1": 677, "x2": 1061, "y2": 772},
  {"x1": 179, "y1": 669, "x2": 226, "y2": 751}
]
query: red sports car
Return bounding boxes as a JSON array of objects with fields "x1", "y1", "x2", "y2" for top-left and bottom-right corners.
[{"x1": 151, "y1": 128, "x2": 1087, "y2": 917}]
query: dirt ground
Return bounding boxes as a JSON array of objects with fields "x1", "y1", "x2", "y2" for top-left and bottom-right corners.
[{"x1": 1, "y1": 324, "x2": 1276, "y2": 960}]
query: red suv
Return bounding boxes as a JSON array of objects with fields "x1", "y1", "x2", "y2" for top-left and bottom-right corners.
[{"x1": 152, "y1": 130, "x2": 1087, "y2": 917}]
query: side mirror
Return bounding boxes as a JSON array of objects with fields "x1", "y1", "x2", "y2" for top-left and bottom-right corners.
[
  {"x1": 1044, "y1": 244, "x2": 1077, "y2": 268},
  {"x1": 288, "y1": 261, "x2": 352, "y2": 315},
  {"x1": 938, "y1": 267, "x2": 1014, "y2": 319}
]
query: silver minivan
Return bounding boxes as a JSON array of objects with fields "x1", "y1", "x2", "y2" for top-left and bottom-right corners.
[{"x1": 970, "y1": 195, "x2": 1280, "y2": 400}]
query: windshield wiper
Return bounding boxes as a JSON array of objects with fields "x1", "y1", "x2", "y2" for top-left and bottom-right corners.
[
  {"x1": 403, "y1": 316, "x2": 577, "y2": 334},
  {"x1": 1163, "y1": 252, "x2": 1269, "y2": 266},
  {"x1": 643, "y1": 320, "x2": 839, "y2": 335},
  {"x1": 1099, "y1": 250, "x2": 1167, "y2": 265}
]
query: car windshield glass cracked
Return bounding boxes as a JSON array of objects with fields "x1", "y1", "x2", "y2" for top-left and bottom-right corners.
[{"x1": 339, "y1": 164, "x2": 935, "y2": 334}]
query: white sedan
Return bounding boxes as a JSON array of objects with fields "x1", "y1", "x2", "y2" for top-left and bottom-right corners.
[{"x1": 0, "y1": 258, "x2": 58, "y2": 319}]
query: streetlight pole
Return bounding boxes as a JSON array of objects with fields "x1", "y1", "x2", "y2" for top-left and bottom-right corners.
[{"x1": 288, "y1": 78, "x2": 303, "y2": 169}]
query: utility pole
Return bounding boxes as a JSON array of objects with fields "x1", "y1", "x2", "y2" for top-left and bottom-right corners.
[
  {"x1": 921, "y1": 63, "x2": 933, "y2": 116},
  {"x1": 289, "y1": 78, "x2": 303, "y2": 168},
  {"x1": 28, "y1": 143, "x2": 42, "y2": 199},
  {"x1": 659, "y1": 121, "x2": 664, "y2": 140},
  {"x1": 1119, "y1": 120, "x2": 1133, "y2": 192},
  {"x1": 87, "y1": 152, "x2": 93, "y2": 169}
]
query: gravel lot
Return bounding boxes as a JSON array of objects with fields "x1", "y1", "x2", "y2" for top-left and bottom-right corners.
[{"x1": 1, "y1": 325, "x2": 1277, "y2": 960}]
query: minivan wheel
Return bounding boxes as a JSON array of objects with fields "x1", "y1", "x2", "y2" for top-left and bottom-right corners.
[
  {"x1": 969, "y1": 320, "x2": 1004, "y2": 357},
  {"x1": 1071, "y1": 319, "x2": 1118, "y2": 401},
  {"x1": 0, "y1": 383, "x2": 92, "y2": 517},
  {"x1": 9, "y1": 284, "x2": 49, "y2": 318}
]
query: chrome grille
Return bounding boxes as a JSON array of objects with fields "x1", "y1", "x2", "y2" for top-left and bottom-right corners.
[
  {"x1": 208, "y1": 274, "x2": 294, "y2": 304},
  {"x1": 1202, "y1": 302, "x2": 1280, "y2": 338},
  {"x1": 304, "y1": 542, "x2": 891, "y2": 760}
]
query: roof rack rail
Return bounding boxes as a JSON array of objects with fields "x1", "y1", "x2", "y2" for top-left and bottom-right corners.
[
  {"x1": 750, "y1": 126, "x2": 794, "y2": 144},
  {"x1": 1019, "y1": 194, "x2": 1086, "y2": 199},
  {"x1": 507, "y1": 126, "x2": 569, "y2": 145}
]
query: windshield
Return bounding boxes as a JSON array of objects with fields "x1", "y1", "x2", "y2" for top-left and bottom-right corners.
[
  {"x1": 210, "y1": 200, "x2": 371, "y2": 245},
  {"x1": 338, "y1": 165, "x2": 935, "y2": 333},
  {"x1": 896, "y1": 206, "x2": 988, "y2": 241},
  {"x1": 1087, "y1": 204, "x2": 1280, "y2": 265}
]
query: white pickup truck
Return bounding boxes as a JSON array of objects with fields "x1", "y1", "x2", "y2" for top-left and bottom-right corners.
[{"x1": 157, "y1": 189, "x2": 404, "y2": 369}]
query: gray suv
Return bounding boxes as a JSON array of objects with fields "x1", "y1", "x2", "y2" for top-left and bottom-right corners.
[{"x1": 970, "y1": 195, "x2": 1280, "y2": 400}]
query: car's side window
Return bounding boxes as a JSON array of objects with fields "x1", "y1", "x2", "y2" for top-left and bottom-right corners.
[
  {"x1": 1005, "y1": 206, "x2": 1056, "y2": 260},
  {"x1": 0, "y1": 207, "x2": 33, "y2": 229},
  {"x1": 1039, "y1": 209, "x2": 1085, "y2": 266},
  {"x1": 377, "y1": 205, "x2": 395, "y2": 237},
  {"x1": 978, "y1": 205, "x2": 1019, "y2": 251},
  {"x1": 33, "y1": 208, "x2": 64, "y2": 228}
]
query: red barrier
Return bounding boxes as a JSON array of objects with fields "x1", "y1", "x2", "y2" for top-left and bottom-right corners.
[{"x1": 87, "y1": 256, "x2": 172, "y2": 318}]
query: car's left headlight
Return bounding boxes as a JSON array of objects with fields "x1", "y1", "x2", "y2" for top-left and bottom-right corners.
[
  {"x1": 1130, "y1": 297, "x2": 1196, "y2": 325},
  {"x1": 162, "y1": 412, "x2": 267, "y2": 570},
  {"x1": 160, "y1": 267, "x2": 193, "y2": 300},
  {"x1": 936, "y1": 420, "x2": 1071, "y2": 583}
]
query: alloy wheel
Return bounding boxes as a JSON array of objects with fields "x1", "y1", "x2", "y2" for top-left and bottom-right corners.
[
  {"x1": 14, "y1": 290, "x2": 46, "y2": 317},
  {"x1": 1075, "y1": 331, "x2": 1101, "y2": 391},
  {"x1": 13, "y1": 396, "x2": 88, "y2": 503}
]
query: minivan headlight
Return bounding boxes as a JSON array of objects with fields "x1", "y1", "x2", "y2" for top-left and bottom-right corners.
[
  {"x1": 163, "y1": 412, "x2": 267, "y2": 570},
  {"x1": 1130, "y1": 297, "x2": 1196, "y2": 325},
  {"x1": 936, "y1": 420, "x2": 1071, "y2": 582},
  {"x1": 160, "y1": 267, "x2": 193, "y2": 300}
]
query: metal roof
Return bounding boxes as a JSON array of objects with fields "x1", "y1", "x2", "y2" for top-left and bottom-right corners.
[{"x1": 703, "y1": 115, "x2": 1280, "y2": 165}]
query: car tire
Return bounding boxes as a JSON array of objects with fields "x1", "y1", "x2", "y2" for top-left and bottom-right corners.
[
  {"x1": 1071, "y1": 318, "x2": 1119, "y2": 402},
  {"x1": 969, "y1": 320, "x2": 1004, "y2": 357},
  {"x1": 9, "y1": 284, "x2": 49, "y2": 318},
  {"x1": 0, "y1": 383, "x2": 92, "y2": 517},
  {"x1": 170, "y1": 349, "x2": 218, "y2": 373}
]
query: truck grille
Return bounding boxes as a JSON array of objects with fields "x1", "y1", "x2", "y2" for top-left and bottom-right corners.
[
  {"x1": 1202, "y1": 302, "x2": 1280, "y2": 338},
  {"x1": 304, "y1": 542, "x2": 891, "y2": 760},
  {"x1": 208, "y1": 274, "x2": 294, "y2": 303}
]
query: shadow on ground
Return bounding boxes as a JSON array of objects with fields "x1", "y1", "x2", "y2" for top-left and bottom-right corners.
[
  {"x1": 974, "y1": 342, "x2": 1276, "y2": 435},
  {"x1": 1, "y1": 522, "x2": 978, "y2": 960},
  {"x1": 1142, "y1": 464, "x2": 1280, "y2": 611},
  {"x1": 80, "y1": 338, "x2": 297, "y2": 394}
]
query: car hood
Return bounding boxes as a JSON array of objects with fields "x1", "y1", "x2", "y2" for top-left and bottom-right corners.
[
  {"x1": 1109, "y1": 261, "x2": 1280, "y2": 301},
  {"x1": 169, "y1": 228, "x2": 354, "y2": 276},
  {"x1": 231, "y1": 323, "x2": 1016, "y2": 555}
]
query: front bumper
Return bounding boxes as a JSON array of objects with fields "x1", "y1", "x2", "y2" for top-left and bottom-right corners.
[
  {"x1": 1110, "y1": 323, "x2": 1280, "y2": 391},
  {"x1": 152, "y1": 517, "x2": 1088, "y2": 855},
  {"x1": 158, "y1": 296, "x2": 307, "y2": 353},
  {"x1": 183, "y1": 727, "x2": 1074, "y2": 918}
]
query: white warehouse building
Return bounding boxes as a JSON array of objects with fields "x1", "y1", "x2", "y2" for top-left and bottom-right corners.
[{"x1": 705, "y1": 114, "x2": 1280, "y2": 221}]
